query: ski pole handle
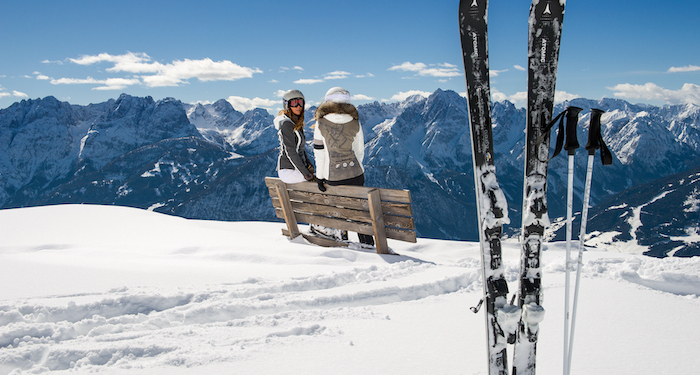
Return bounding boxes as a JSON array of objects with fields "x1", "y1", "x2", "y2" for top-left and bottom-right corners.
[
  {"x1": 564, "y1": 106, "x2": 582, "y2": 155},
  {"x1": 586, "y1": 108, "x2": 614, "y2": 165},
  {"x1": 586, "y1": 108, "x2": 605, "y2": 155}
]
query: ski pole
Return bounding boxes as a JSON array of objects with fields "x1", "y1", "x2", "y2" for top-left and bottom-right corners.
[
  {"x1": 566, "y1": 108, "x2": 612, "y2": 375},
  {"x1": 561, "y1": 106, "x2": 581, "y2": 375}
]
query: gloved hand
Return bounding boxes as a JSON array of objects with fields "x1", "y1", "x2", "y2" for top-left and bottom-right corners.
[
  {"x1": 306, "y1": 163, "x2": 315, "y2": 174},
  {"x1": 304, "y1": 173, "x2": 315, "y2": 182},
  {"x1": 317, "y1": 178, "x2": 327, "y2": 192}
]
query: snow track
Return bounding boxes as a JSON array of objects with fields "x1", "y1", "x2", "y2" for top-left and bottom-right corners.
[
  {"x1": 0, "y1": 261, "x2": 482, "y2": 373},
  {"x1": 1, "y1": 205, "x2": 699, "y2": 374}
]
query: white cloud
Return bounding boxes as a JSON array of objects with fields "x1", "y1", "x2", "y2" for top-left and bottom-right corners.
[
  {"x1": 293, "y1": 70, "x2": 356, "y2": 85},
  {"x1": 490, "y1": 69, "x2": 508, "y2": 77},
  {"x1": 608, "y1": 82, "x2": 700, "y2": 105},
  {"x1": 668, "y1": 65, "x2": 700, "y2": 73},
  {"x1": 389, "y1": 61, "x2": 460, "y2": 78},
  {"x1": 70, "y1": 52, "x2": 156, "y2": 73},
  {"x1": 280, "y1": 66, "x2": 304, "y2": 73},
  {"x1": 554, "y1": 91, "x2": 580, "y2": 103},
  {"x1": 0, "y1": 89, "x2": 29, "y2": 99},
  {"x1": 509, "y1": 91, "x2": 527, "y2": 103},
  {"x1": 42, "y1": 59, "x2": 63, "y2": 65},
  {"x1": 491, "y1": 88, "x2": 508, "y2": 102},
  {"x1": 323, "y1": 71, "x2": 351, "y2": 80},
  {"x1": 514, "y1": 65, "x2": 526, "y2": 72},
  {"x1": 51, "y1": 77, "x2": 102, "y2": 85},
  {"x1": 142, "y1": 58, "x2": 262, "y2": 87},
  {"x1": 67, "y1": 52, "x2": 262, "y2": 88},
  {"x1": 352, "y1": 94, "x2": 375, "y2": 101},
  {"x1": 385, "y1": 90, "x2": 432, "y2": 102},
  {"x1": 50, "y1": 76, "x2": 140, "y2": 90},
  {"x1": 418, "y1": 68, "x2": 461, "y2": 77},
  {"x1": 226, "y1": 95, "x2": 278, "y2": 112},
  {"x1": 95, "y1": 78, "x2": 142, "y2": 91},
  {"x1": 355, "y1": 73, "x2": 375, "y2": 78},
  {"x1": 294, "y1": 78, "x2": 324, "y2": 85},
  {"x1": 33, "y1": 72, "x2": 50, "y2": 80},
  {"x1": 388, "y1": 62, "x2": 427, "y2": 72}
]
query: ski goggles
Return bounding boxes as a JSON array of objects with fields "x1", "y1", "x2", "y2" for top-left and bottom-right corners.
[{"x1": 288, "y1": 98, "x2": 305, "y2": 108}]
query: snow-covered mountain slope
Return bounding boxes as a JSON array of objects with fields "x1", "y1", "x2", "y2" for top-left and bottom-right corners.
[
  {"x1": 579, "y1": 165, "x2": 700, "y2": 257},
  {"x1": 78, "y1": 95, "x2": 201, "y2": 171},
  {"x1": 1, "y1": 91, "x2": 699, "y2": 255},
  {"x1": 1, "y1": 204, "x2": 698, "y2": 374}
]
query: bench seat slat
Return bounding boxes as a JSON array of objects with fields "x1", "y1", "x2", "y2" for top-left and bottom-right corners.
[
  {"x1": 271, "y1": 198, "x2": 415, "y2": 230},
  {"x1": 265, "y1": 177, "x2": 411, "y2": 203},
  {"x1": 274, "y1": 208, "x2": 416, "y2": 243},
  {"x1": 268, "y1": 188, "x2": 413, "y2": 217}
]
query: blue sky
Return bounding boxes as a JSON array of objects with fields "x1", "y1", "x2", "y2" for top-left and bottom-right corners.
[{"x1": 1, "y1": 0, "x2": 698, "y2": 112}]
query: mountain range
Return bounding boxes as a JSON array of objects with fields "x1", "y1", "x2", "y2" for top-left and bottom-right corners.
[{"x1": 1, "y1": 90, "x2": 698, "y2": 257}]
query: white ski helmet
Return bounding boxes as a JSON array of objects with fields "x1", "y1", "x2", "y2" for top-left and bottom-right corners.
[
  {"x1": 323, "y1": 87, "x2": 351, "y2": 104},
  {"x1": 283, "y1": 89, "x2": 305, "y2": 109}
]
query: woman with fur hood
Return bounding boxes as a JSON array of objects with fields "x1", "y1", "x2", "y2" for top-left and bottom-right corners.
[
  {"x1": 312, "y1": 87, "x2": 374, "y2": 246},
  {"x1": 274, "y1": 89, "x2": 314, "y2": 184}
]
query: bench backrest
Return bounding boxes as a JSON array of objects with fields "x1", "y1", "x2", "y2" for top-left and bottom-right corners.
[{"x1": 265, "y1": 177, "x2": 416, "y2": 253}]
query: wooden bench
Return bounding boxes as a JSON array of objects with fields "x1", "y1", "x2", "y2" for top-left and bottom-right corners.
[{"x1": 265, "y1": 177, "x2": 416, "y2": 254}]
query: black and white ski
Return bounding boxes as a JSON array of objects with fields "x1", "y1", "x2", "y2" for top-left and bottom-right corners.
[
  {"x1": 459, "y1": 1, "x2": 519, "y2": 374},
  {"x1": 513, "y1": 1, "x2": 566, "y2": 374}
]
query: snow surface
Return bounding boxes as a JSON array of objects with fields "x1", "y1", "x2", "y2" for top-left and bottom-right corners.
[{"x1": 1, "y1": 205, "x2": 698, "y2": 374}]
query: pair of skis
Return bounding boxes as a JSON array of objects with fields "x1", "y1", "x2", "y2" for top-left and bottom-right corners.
[
  {"x1": 459, "y1": 1, "x2": 564, "y2": 374},
  {"x1": 460, "y1": 1, "x2": 614, "y2": 373}
]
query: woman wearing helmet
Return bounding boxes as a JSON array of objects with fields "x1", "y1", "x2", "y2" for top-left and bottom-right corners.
[
  {"x1": 274, "y1": 89, "x2": 314, "y2": 184},
  {"x1": 312, "y1": 87, "x2": 374, "y2": 246}
]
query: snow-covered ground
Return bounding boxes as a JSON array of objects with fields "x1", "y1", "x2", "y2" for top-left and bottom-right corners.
[{"x1": 1, "y1": 205, "x2": 698, "y2": 374}]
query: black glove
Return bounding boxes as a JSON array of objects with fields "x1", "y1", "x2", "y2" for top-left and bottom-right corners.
[
  {"x1": 317, "y1": 178, "x2": 327, "y2": 192},
  {"x1": 306, "y1": 163, "x2": 315, "y2": 174}
]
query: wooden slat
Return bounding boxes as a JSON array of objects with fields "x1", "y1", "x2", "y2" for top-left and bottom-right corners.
[
  {"x1": 265, "y1": 177, "x2": 411, "y2": 203},
  {"x1": 270, "y1": 188, "x2": 413, "y2": 217},
  {"x1": 274, "y1": 209, "x2": 416, "y2": 243},
  {"x1": 368, "y1": 189, "x2": 389, "y2": 254},
  {"x1": 289, "y1": 200, "x2": 371, "y2": 223},
  {"x1": 271, "y1": 198, "x2": 415, "y2": 230},
  {"x1": 275, "y1": 183, "x2": 300, "y2": 239},
  {"x1": 288, "y1": 189, "x2": 369, "y2": 210},
  {"x1": 385, "y1": 200, "x2": 413, "y2": 217}
]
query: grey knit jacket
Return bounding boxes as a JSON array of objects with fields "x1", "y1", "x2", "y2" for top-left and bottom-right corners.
[{"x1": 274, "y1": 114, "x2": 312, "y2": 178}]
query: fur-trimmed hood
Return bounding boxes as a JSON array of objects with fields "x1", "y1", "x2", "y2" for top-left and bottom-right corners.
[
  {"x1": 314, "y1": 101, "x2": 358, "y2": 121},
  {"x1": 273, "y1": 114, "x2": 291, "y2": 130}
]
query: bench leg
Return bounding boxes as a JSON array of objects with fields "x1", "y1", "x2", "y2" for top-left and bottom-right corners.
[
  {"x1": 275, "y1": 182, "x2": 301, "y2": 239},
  {"x1": 367, "y1": 189, "x2": 389, "y2": 254}
]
